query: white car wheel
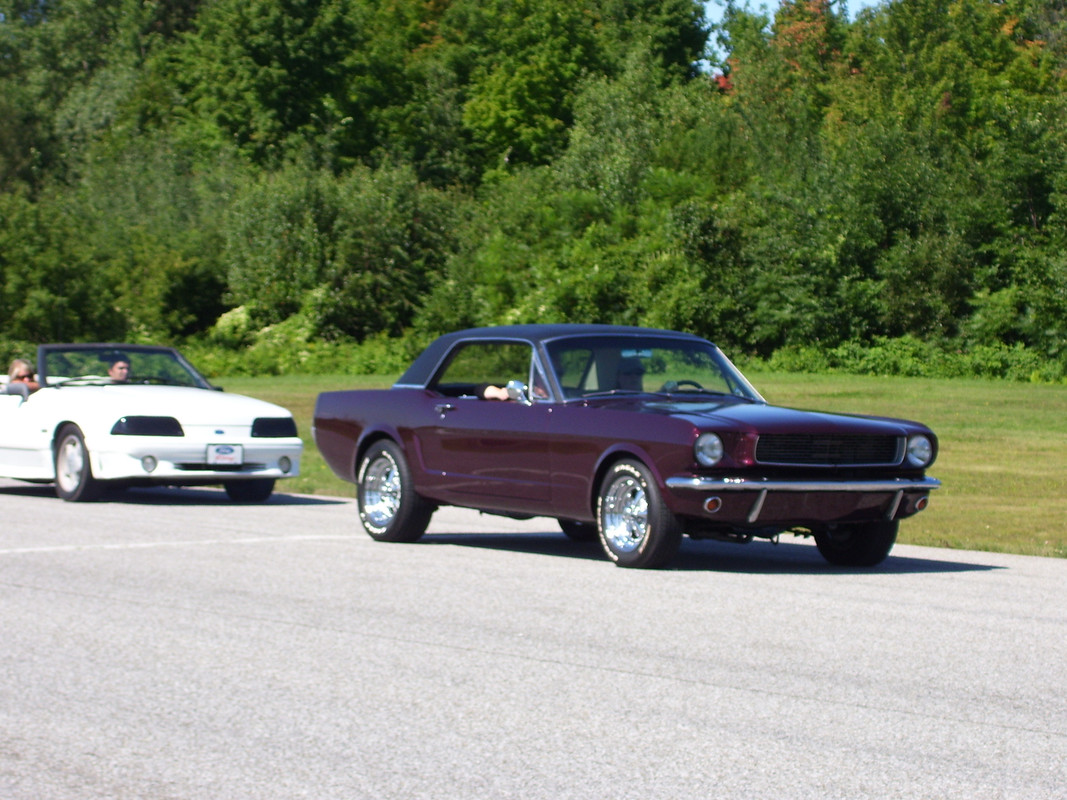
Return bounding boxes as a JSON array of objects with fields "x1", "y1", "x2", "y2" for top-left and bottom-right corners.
[{"x1": 54, "y1": 424, "x2": 102, "y2": 502}]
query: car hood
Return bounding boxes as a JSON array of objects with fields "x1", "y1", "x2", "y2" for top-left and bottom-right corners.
[
  {"x1": 584, "y1": 395, "x2": 925, "y2": 435},
  {"x1": 42, "y1": 384, "x2": 293, "y2": 424}
]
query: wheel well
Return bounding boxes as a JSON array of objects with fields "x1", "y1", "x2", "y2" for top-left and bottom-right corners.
[
  {"x1": 590, "y1": 451, "x2": 644, "y2": 516},
  {"x1": 51, "y1": 421, "x2": 79, "y2": 453},
  {"x1": 354, "y1": 433, "x2": 396, "y2": 481}
]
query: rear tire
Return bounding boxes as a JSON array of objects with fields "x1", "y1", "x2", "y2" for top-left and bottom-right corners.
[
  {"x1": 54, "y1": 424, "x2": 102, "y2": 502},
  {"x1": 224, "y1": 478, "x2": 276, "y2": 503},
  {"x1": 559, "y1": 519, "x2": 597, "y2": 541},
  {"x1": 596, "y1": 460, "x2": 682, "y2": 568},
  {"x1": 357, "y1": 440, "x2": 433, "y2": 542},
  {"x1": 814, "y1": 520, "x2": 898, "y2": 567}
]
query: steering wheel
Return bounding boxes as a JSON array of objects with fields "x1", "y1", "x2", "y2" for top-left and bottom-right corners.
[{"x1": 661, "y1": 379, "x2": 704, "y2": 392}]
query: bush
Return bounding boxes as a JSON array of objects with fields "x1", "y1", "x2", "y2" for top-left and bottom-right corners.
[
  {"x1": 178, "y1": 328, "x2": 1067, "y2": 385},
  {"x1": 759, "y1": 336, "x2": 1066, "y2": 384},
  {"x1": 184, "y1": 329, "x2": 421, "y2": 379}
]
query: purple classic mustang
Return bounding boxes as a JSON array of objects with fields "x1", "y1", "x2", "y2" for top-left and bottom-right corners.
[{"x1": 313, "y1": 325, "x2": 939, "y2": 568}]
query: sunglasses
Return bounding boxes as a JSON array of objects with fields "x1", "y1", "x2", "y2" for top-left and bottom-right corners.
[{"x1": 13, "y1": 374, "x2": 33, "y2": 381}]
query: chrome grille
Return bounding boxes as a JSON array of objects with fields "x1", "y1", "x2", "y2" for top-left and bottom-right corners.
[{"x1": 755, "y1": 434, "x2": 902, "y2": 466}]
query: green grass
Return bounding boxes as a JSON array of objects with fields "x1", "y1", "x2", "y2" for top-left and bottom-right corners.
[
  {"x1": 751, "y1": 372, "x2": 1067, "y2": 559},
  {"x1": 224, "y1": 372, "x2": 1067, "y2": 559},
  {"x1": 218, "y1": 374, "x2": 380, "y2": 501}
]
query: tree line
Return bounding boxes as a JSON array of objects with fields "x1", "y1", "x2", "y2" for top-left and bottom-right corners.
[{"x1": 1, "y1": 0, "x2": 1065, "y2": 380}]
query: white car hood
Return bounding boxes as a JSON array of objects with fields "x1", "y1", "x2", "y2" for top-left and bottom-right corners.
[{"x1": 42, "y1": 384, "x2": 292, "y2": 425}]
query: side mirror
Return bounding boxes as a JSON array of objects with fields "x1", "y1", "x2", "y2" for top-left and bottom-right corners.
[{"x1": 506, "y1": 379, "x2": 532, "y2": 406}]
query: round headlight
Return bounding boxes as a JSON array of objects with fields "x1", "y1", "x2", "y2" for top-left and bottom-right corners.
[
  {"x1": 695, "y1": 433, "x2": 724, "y2": 467},
  {"x1": 906, "y1": 434, "x2": 933, "y2": 468}
]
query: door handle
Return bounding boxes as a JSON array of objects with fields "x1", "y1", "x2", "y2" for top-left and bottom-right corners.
[{"x1": 434, "y1": 403, "x2": 456, "y2": 416}]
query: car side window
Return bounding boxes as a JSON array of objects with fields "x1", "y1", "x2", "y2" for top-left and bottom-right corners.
[
  {"x1": 431, "y1": 341, "x2": 533, "y2": 398},
  {"x1": 551, "y1": 347, "x2": 596, "y2": 394},
  {"x1": 529, "y1": 364, "x2": 550, "y2": 402}
]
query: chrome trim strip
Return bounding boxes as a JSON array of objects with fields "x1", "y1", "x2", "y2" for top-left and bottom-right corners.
[
  {"x1": 747, "y1": 489, "x2": 768, "y2": 524},
  {"x1": 886, "y1": 489, "x2": 904, "y2": 520},
  {"x1": 665, "y1": 476, "x2": 941, "y2": 493}
]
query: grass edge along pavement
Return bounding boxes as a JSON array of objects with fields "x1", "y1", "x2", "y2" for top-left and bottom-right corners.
[{"x1": 223, "y1": 372, "x2": 1067, "y2": 560}]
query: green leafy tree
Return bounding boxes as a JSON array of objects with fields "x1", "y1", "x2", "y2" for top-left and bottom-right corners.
[
  {"x1": 0, "y1": 81, "x2": 41, "y2": 191},
  {"x1": 455, "y1": 0, "x2": 603, "y2": 167},
  {"x1": 169, "y1": 0, "x2": 363, "y2": 166},
  {"x1": 0, "y1": 191, "x2": 120, "y2": 341},
  {"x1": 0, "y1": 0, "x2": 202, "y2": 189},
  {"x1": 70, "y1": 132, "x2": 236, "y2": 339},
  {"x1": 431, "y1": 0, "x2": 708, "y2": 174},
  {"x1": 226, "y1": 163, "x2": 456, "y2": 341},
  {"x1": 224, "y1": 166, "x2": 340, "y2": 326},
  {"x1": 557, "y1": 52, "x2": 667, "y2": 210},
  {"x1": 315, "y1": 164, "x2": 458, "y2": 340}
]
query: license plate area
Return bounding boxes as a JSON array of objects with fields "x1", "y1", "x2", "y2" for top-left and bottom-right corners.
[{"x1": 207, "y1": 444, "x2": 244, "y2": 466}]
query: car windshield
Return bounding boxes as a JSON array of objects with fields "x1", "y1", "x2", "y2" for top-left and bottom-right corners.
[
  {"x1": 545, "y1": 335, "x2": 764, "y2": 402},
  {"x1": 40, "y1": 345, "x2": 213, "y2": 389}
]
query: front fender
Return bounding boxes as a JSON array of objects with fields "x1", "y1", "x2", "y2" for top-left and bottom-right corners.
[{"x1": 589, "y1": 441, "x2": 671, "y2": 515}]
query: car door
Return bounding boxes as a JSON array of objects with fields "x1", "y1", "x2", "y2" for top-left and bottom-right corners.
[
  {"x1": 0, "y1": 390, "x2": 53, "y2": 478},
  {"x1": 413, "y1": 340, "x2": 553, "y2": 507}
]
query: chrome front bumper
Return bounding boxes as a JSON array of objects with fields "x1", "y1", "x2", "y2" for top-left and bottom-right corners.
[
  {"x1": 664, "y1": 476, "x2": 941, "y2": 524},
  {"x1": 665, "y1": 476, "x2": 941, "y2": 493}
]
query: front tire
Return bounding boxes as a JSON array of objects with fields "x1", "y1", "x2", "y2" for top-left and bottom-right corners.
[
  {"x1": 596, "y1": 460, "x2": 682, "y2": 568},
  {"x1": 814, "y1": 520, "x2": 899, "y2": 567},
  {"x1": 357, "y1": 440, "x2": 433, "y2": 542},
  {"x1": 224, "y1": 478, "x2": 276, "y2": 503},
  {"x1": 54, "y1": 424, "x2": 102, "y2": 502}
]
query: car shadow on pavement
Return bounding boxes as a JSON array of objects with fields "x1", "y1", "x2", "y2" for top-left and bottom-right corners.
[
  {"x1": 0, "y1": 482, "x2": 345, "y2": 506},
  {"x1": 0, "y1": 484, "x2": 56, "y2": 500},
  {"x1": 420, "y1": 530, "x2": 1003, "y2": 575},
  {"x1": 669, "y1": 538, "x2": 1002, "y2": 574},
  {"x1": 424, "y1": 532, "x2": 607, "y2": 562},
  {"x1": 112, "y1": 486, "x2": 347, "y2": 506}
]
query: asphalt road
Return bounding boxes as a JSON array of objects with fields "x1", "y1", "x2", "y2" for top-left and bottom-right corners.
[{"x1": 1, "y1": 479, "x2": 1064, "y2": 800}]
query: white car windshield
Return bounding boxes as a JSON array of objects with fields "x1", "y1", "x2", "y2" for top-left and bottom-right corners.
[{"x1": 40, "y1": 345, "x2": 213, "y2": 389}]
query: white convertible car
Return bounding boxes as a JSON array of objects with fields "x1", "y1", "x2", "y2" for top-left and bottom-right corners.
[{"x1": 0, "y1": 344, "x2": 302, "y2": 502}]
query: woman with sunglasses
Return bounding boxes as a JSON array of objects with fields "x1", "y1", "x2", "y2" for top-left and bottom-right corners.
[{"x1": 7, "y1": 358, "x2": 40, "y2": 393}]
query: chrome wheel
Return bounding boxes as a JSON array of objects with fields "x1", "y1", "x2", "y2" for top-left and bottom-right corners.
[
  {"x1": 356, "y1": 440, "x2": 433, "y2": 542},
  {"x1": 600, "y1": 474, "x2": 649, "y2": 554},
  {"x1": 362, "y1": 450, "x2": 402, "y2": 529},
  {"x1": 596, "y1": 460, "x2": 682, "y2": 568}
]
